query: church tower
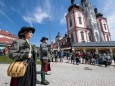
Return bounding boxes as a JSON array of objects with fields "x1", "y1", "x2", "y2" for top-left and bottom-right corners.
[
  {"x1": 94, "y1": 8, "x2": 111, "y2": 41},
  {"x1": 66, "y1": 0, "x2": 89, "y2": 43},
  {"x1": 81, "y1": 0, "x2": 101, "y2": 42}
]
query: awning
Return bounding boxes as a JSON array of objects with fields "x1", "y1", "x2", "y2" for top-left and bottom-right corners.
[{"x1": 73, "y1": 41, "x2": 115, "y2": 47}]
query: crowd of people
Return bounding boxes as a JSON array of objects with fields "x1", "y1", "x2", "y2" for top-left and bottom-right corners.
[{"x1": 51, "y1": 50, "x2": 115, "y2": 67}]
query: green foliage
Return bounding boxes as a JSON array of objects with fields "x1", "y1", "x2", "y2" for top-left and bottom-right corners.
[
  {"x1": 0, "y1": 55, "x2": 41, "y2": 64},
  {"x1": 0, "y1": 55, "x2": 14, "y2": 63}
]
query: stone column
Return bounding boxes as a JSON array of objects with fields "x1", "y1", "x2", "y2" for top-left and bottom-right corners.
[
  {"x1": 83, "y1": 48, "x2": 86, "y2": 52},
  {"x1": 109, "y1": 48, "x2": 113, "y2": 56},
  {"x1": 95, "y1": 48, "x2": 98, "y2": 54}
]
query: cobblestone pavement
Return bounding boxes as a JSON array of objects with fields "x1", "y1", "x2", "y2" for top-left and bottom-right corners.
[{"x1": 0, "y1": 60, "x2": 115, "y2": 86}]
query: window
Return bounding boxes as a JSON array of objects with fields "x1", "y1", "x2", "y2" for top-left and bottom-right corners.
[
  {"x1": 71, "y1": 33, "x2": 74, "y2": 42},
  {"x1": 103, "y1": 24, "x2": 107, "y2": 30},
  {"x1": 80, "y1": 31, "x2": 84, "y2": 41},
  {"x1": 67, "y1": 37, "x2": 70, "y2": 43},
  {"x1": 95, "y1": 32, "x2": 99, "y2": 41},
  {"x1": 88, "y1": 33, "x2": 92, "y2": 41},
  {"x1": 69, "y1": 16, "x2": 72, "y2": 27},
  {"x1": 78, "y1": 17, "x2": 82, "y2": 24}
]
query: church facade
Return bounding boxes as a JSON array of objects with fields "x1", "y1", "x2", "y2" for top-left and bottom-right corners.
[
  {"x1": 66, "y1": 0, "x2": 111, "y2": 43},
  {"x1": 53, "y1": 0, "x2": 115, "y2": 56}
]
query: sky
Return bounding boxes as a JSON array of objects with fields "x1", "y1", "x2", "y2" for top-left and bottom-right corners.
[{"x1": 0, "y1": 0, "x2": 115, "y2": 46}]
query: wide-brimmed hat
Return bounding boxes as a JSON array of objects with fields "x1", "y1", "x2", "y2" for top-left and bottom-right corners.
[
  {"x1": 18, "y1": 26, "x2": 35, "y2": 38},
  {"x1": 40, "y1": 37, "x2": 48, "y2": 42}
]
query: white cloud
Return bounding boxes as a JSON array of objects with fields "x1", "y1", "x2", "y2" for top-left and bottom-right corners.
[
  {"x1": 23, "y1": 16, "x2": 33, "y2": 26},
  {"x1": 60, "y1": 13, "x2": 67, "y2": 24},
  {"x1": 45, "y1": 0, "x2": 51, "y2": 14},
  {"x1": 23, "y1": 0, "x2": 51, "y2": 25},
  {"x1": 23, "y1": 8, "x2": 49, "y2": 25}
]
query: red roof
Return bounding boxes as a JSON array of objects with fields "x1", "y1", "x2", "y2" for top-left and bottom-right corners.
[
  {"x1": 0, "y1": 38, "x2": 14, "y2": 44},
  {"x1": 0, "y1": 30, "x2": 18, "y2": 38}
]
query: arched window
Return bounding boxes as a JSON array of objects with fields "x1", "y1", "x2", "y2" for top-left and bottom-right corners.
[
  {"x1": 71, "y1": 33, "x2": 74, "y2": 42},
  {"x1": 78, "y1": 17, "x2": 82, "y2": 24},
  {"x1": 95, "y1": 32, "x2": 99, "y2": 41},
  {"x1": 69, "y1": 16, "x2": 72, "y2": 27},
  {"x1": 103, "y1": 23, "x2": 107, "y2": 30},
  {"x1": 80, "y1": 31, "x2": 84, "y2": 41},
  {"x1": 88, "y1": 32, "x2": 92, "y2": 41},
  {"x1": 78, "y1": 13, "x2": 82, "y2": 25}
]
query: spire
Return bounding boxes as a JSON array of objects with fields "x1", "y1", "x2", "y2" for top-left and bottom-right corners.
[
  {"x1": 94, "y1": 8, "x2": 103, "y2": 18},
  {"x1": 68, "y1": 0, "x2": 80, "y2": 12},
  {"x1": 81, "y1": 0, "x2": 88, "y2": 4},
  {"x1": 71, "y1": 0, "x2": 75, "y2": 5},
  {"x1": 56, "y1": 32, "x2": 61, "y2": 38},
  {"x1": 94, "y1": 8, "x2": 98, "y2": 14}
]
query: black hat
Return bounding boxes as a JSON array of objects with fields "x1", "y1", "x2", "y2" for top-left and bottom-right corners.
[
  {"x1": 18, "y1": 26, "x2": 35, "y2": 38},
  {"x1": 40, "y1": 37, "x2": 48, "y2": 42}
]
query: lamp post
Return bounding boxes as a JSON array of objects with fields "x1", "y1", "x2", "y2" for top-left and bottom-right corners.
[
  {"x1": 47, "y1": 17, "x2": 51, "y2": 44},
  {"x1": 47, "y1": 17, "x2": 53, "y2": 59}
]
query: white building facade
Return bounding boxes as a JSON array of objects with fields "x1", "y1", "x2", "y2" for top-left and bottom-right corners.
[{"x1": 66, "y1": 0, "x2": 111, "y2": 44}]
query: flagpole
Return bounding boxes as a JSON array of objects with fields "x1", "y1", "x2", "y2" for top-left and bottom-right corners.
[{"x1": 47, "y1": 17, "x2": 51, "y2": 45}]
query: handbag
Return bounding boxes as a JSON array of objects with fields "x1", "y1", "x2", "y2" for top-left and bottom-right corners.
[
  {"x1": 7, "y1": 40, "x2": 32, "y2": 77},
  {"x1": 7, "y1": 61, "x2": 28, "y2": 77}
]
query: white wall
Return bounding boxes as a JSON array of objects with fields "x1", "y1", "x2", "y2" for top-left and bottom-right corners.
[
  {"x1": 94, "y1": 30, "x2": 100, "y2": 41},
  {"x1": 75, "y1": 11, "x2": 85, "y2": 28},
  {"x1": 73, "y1": 31, "x2": 77, "y2": 43}
]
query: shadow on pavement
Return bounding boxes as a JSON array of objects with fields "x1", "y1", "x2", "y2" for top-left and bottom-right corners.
[
  {"x1": 36, "y1": 79, "x2": 41, "y2": 84},
  {"x1": 36, "y1": 71, "x2": 41, "y2": 74}
]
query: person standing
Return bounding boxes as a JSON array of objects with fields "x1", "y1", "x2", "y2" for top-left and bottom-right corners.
[
  {"x1": 9, "y1": 26, "x2": 36, "y2": 86},
  {"x1": 66, "y1": 51, "x2": 70, "y2": 63},
  {"x1": 54, "y1": 51, "x2": 58, "y2": 62},
  {"x1": 59, "y1": 50, "x2": 64, "y2": 62},
  {"x1": 40, "y1": 37, "x2": 50, "y2": 85}
]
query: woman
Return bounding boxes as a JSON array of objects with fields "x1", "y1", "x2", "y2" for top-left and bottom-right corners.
[{"x1": 8, "y1": 26, "x2": 36, "y2": 86}]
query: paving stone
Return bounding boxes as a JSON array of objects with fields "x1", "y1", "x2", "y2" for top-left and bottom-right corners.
[{"x1": 0, "y1": 61, "x2": 115, "y2": 86}]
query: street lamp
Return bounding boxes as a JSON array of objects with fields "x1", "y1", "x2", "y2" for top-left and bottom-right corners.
[{"x1": 47, "y1": 17, "x2": 51, "y2": 44}]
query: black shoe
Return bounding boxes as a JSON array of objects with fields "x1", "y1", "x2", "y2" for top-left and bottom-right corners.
[
  {"x1": 41, "y1": 80, "x2": 49, "y2": 85},
  {"x1": 45, "y1": 80, "x2": 50, "y2": 84}
]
